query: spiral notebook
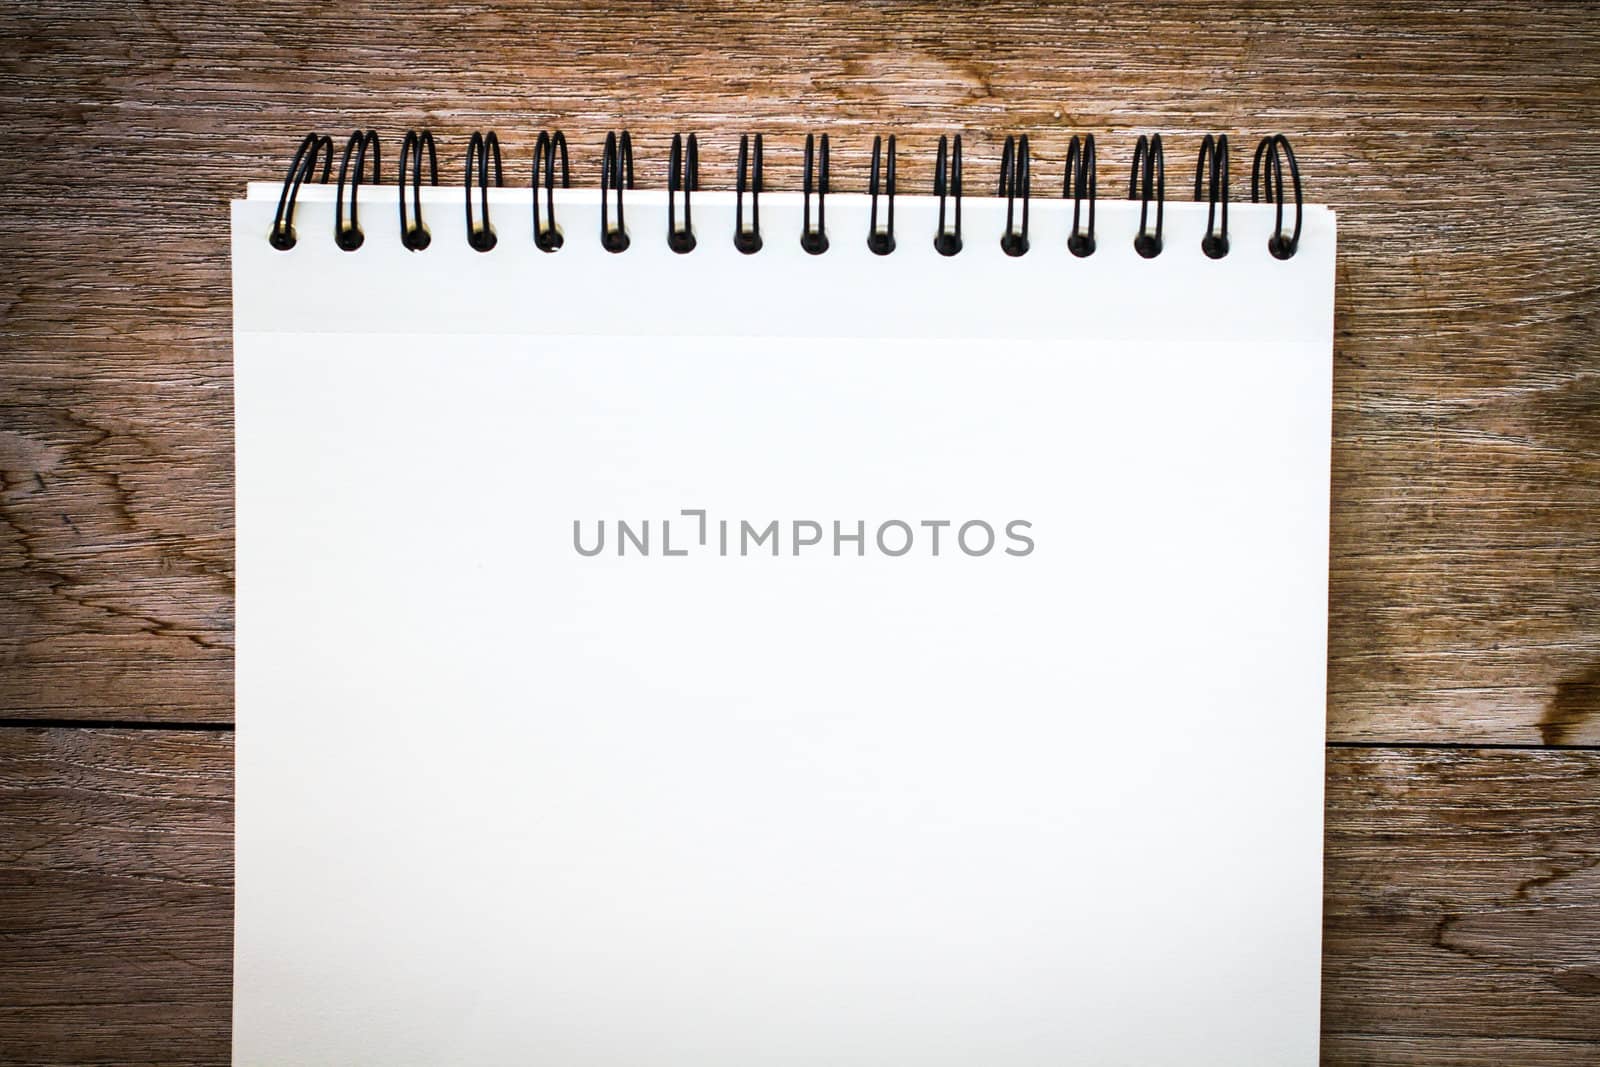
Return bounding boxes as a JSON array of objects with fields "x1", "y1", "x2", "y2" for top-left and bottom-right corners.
[{"x1": 231, "y1": 130, "x2": 1335, "y2": 1066}]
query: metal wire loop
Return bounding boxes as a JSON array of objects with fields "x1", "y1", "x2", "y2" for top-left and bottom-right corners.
[
  {"x1": 933, "y1": 134, "x2": 963, "y2": 257},
  {"x1": 998, "y1": 134, "x2": 1031, "y2": 257},
  {"x1": 464, "y1": 131, "x2": 503, "y2": 252},
  {"x1": 1129, "y1": 133, "x2": 1165, "y2": 259},
  {"x1": 734, "y1": 133, "x2": 763, "y2": 254},
  {"x1": 1195, "y1": 134, "x2": 1229, "y2": 259},
  {"x1": 801, "y1": 133, "x2": 829, "y2": 255},
  {"x1": 268, "y1": 132, "x2": 333, "y2": 250},
  {"x1": 867, "y1": 134, "x2": 896, "y2": 256},
  {"x1": 398, "y1": 130, "x2": 437, "y2": 251},
  {"x1": 600, "y1": 130, "x2": 634, "y2": 253},
  {"x1": 1064, "y1": 134, "x2": 1096, "y2": 257},
  {"x1": 1252, "y1": 134, "x2": 1303, "y2": 260},
  {"x1": 532, "y1": 130, "x2": 570, "y2": 252},
  {"x1": 334, "y1": 129, "x2": 379, "y2": 251},
  {"x1": 667, "y1": 132, "x2": 699, "y2": 254}
]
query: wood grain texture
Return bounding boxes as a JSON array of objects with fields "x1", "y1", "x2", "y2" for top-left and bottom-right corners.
[
  {"x1": 1, "y1": 3, "x2": 1599, "y2": 1061},
  {"x1": 0, "y1": 728, "x2": 232, "y2": 1065},
  {"x1": 2, "y1": 729, "x2": 1596, "y2": 1065},
  {"x1": 1323, "y1": 747, "x2": 1600, "y2": 1062},
  {"x1": 0, "y1": 0, "x2": 1596, "y2": 739}
]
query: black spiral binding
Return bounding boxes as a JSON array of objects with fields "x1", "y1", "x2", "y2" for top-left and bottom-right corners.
[
  {"x1": 998, "y1": 134, "x2": 1030, "y2": 257},
  {"x1": 734, "y1": 133, "x2": 763, "y2": 254},
  {"x1": 269, "y1": 133, "x2": 333, "y2": 250},
  {"x1": 933, "y1": 134, "x2": 963, "y2": 256},
  {"x1": 532, "y1": 130, "x2": 569, "y2": 252},
  {"x1": 464, "y1": 131, "x2": 503, "y2": 252},
  {"x1": 600, "y1": 130, "x2": 634, "y2": 253},
  {"x1": 1252, "y1": 134, "x2": 1302, "y2": 260},
  {"x1": 1064, "y1": 134, "x2": 1096, "y2": 257},
  {"x1": 334, "y1": 130, "x2": 379, "y2": 251},
  {"x1": 867, "y1": 135, "x2": 897, "y2": 256},
  {"x1": 668, "y1": 133, "x2": 699, "y2": 254},
  {"x1": 801, "y1": 133, "x2": 830, "y2": 255},
  {"x1": 398, "y1": 130, "x2": 437, "y2": 251},
  {"x1": 267, "y1": 131, "x2": 1305, "y2": 261},
  {"x1": 1195, "y1": 134, "x2": 1229, "y2": 259},
  {"x1": 1129, "y1": 134, "x2": 1165, "y2": 259}
]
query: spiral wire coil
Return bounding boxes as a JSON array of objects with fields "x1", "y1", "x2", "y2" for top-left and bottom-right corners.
[{"x1": 268, "y1": 131, "x2": 1305, "y2": 262}]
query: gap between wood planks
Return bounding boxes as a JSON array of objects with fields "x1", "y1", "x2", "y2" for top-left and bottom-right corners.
[{"x1": 2, "y1": 720, "x2": 1598, "y2": 755}]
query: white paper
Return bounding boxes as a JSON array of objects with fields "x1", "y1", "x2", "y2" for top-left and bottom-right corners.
[{"x1": 233, "y1": 184, "x2": 1334, "y2": 1066}]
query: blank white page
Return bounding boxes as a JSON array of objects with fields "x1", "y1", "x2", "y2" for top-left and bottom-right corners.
[{"x1": 233, "y1": 184, "x2": 1335, "y2": 1066}]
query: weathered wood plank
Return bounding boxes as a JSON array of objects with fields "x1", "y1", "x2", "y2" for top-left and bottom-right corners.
[
  {"x1": 3, "y1": 4, "x2": 1597, "y2": 1063},
  {"x1": 1322, "y1": 1035, "x2": 1600, "y2": 1067},
  {"x1": 1322, "y1": 747, "x2": 1600, "y2": 1061},
  {"x1": 0, "y1": 728, "x2": 232, "y2": 1065},
  {"x1": 2, "y1": 729, "x2": 1597, "y2": 1064},
  {"x1": 3, "y1": 1, "x2": 1599, "y2": 737}
]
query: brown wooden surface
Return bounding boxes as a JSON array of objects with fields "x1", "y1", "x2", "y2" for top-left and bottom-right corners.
[
  {"x1": 1, "y1": 1, "x2": 1598, "y2": 1063},
  {"x1": 0, "y1": 729, "x2": 232, "y2": 1066},
  {"x1": 4, "y1": 730, "x2": 1599, "y2": 1065},
  {"x1": 2, "y1": 0, "x2": 1598, "y2": 742}
]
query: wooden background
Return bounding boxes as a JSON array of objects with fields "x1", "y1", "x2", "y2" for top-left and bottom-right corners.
[{"x1": 2, "y1": 0, "x2": 1597, "y2": 1062}]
